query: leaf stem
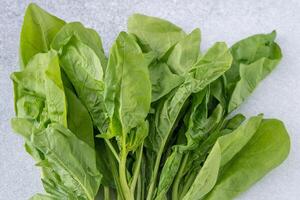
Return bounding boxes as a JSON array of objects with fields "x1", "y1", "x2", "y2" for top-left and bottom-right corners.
[
  {"x1": 130, "y1": 144, "x2": 144, "y2": 195},
  {"x1": 105, "y1": 139, "x2": 120, "y2": 163},
  {"x1": 146, "y1": 143, "x2": 165, "y2": 200},
  {"x1": 136, "y1": 174, "x2": 142, "y2": 200},
  {"x1": 180, "y1": 171, "x2": 197, "y2": 199},
  {"x1": 106, "y1": 144, "x2": 125, "y2": 200},
  {"x1": 119, "y1": 135, "x2": 134, "y2": 200},
  {"x1": 172, "y1": 153, "x2": 189, "y2": 200},
  {"x1": 104, "y1": 186, "x2": 110, "y2": 200}
]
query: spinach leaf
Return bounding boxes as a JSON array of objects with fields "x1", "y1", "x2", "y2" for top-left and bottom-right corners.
[
  {"x1": 104, "y1": 32, "x2": 151, "y2": 137},
  {"x1": 183, "y1": 115, "x2": 263, "y2": 200},
  {"x1": 12, "y1": 6, "x2": 291, "y2": 200},
  {"x1": 226, "y1": 31, "x2": 282, "y2": 112},
  {"x1": 59, "y1": 37, "x2": 108, "y2": 133},
  {"x1": 51, "y1": 22, "x2": 107, "y2": 71},
  {"x1": 11, "y1": 50, "x2": 67, "y2": 128},
  {"x1": 104, "y1": 31, "x2": 151, "y2": 200},
  {"x1": 128, "y1": 14, "x2": 186, "y2": 57},
  {"x1": 20, "y1": 3, "x2": 65, "y2": 68},
  {"x1": 65, "y1": 87, "x2": 94, "y2": 147},
  {"x1": 11, "y1": 50, "x2": 102, "y2": 200},
  {"x1": 32, "y1": 124, "x2": 102, "y2": 200},
  {"x1": 146, "y1": 42, "x2": 232, "y2": 200},
  {"x1": 204, "y1": 119, "x2": 290, "y2": 200},
  {"x1": 149, "y1": 62, "x2": 184, "y2": 102},
  {"x1": 155, "y1": 148, "x2": 183, "y2": 200},
  {"x1": 30, "y1": 194, "x2": 57, "y2": 200},
  {"x1": 147, "y1": 42, "x2": 232, "y2": 152},
  {"x1": 166, "y1": 28, "x2": 201, "y2": 75}
]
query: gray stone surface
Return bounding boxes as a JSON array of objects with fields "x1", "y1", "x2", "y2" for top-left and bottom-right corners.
[{"x1": 0, "y1": 0, "x2": 300, "y2": 199}]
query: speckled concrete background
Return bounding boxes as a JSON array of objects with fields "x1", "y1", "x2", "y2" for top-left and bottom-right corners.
[{"x1": 1, "y1": 0, "x2": 300, "y2": 199}]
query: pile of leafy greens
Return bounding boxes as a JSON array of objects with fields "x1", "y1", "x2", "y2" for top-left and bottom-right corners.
[{"x1": 11, "y1": 3, "x2": 290, "y2": 200}]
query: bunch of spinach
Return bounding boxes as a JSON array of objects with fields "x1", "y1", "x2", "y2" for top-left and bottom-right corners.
[{"x1": 11, "y1": 3, "x2": 290, "y2": 200}]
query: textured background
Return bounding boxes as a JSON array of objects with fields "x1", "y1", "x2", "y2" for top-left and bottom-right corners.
[{"x1": 1, "y1": 0, "x2": 300, "y2": 199}]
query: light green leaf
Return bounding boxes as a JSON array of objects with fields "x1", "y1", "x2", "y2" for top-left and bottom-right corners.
[
  {"x1": 226, "y1": 31, "x2": 282, "y2": 112},
  {"x1": 155, "y1": 149, "x2": 183, "y2": 200},
  {"x1": 148, "y1": 42, "x2": 232, "y2": 152},
  {"x1": 11, "y1": 50, "x2": 67, "y2": 127},
  {"x1": 32, "y1": 124, "x2": 102, "y2": 200},
  {"x1": 128, "y1": 14, "x2": 186, "y2": 57},
  {"x1": 104, "y1": 32, "x2": 151, "y2": 136},
  {"x1": 20, "y1": 3, "x2": 65, "y2": 68},
  {"x1": 204, "y1": 119, "x2": 290, "y2": 200},
  {"x1": 167, "y1": 28, "x2": 201, "y2": 74},
  {"x1": 183, "y1": 142, "x2": 221, "y2": 200},
  {"x1": 59, "y1": 37, "x2": 108, "y2": 133},
  {"x1": 127, "y1": 121, "x2": 149, "y2": 152},
  {"x1": 51, "y1": 22, "x2": 107, "y2": 71},
  {"x1": 183, "y1": 115, "x2": 262, "y2": 200},
  {"x1": 30, "y1": 194, "x2": 58, "y2": 200},
  {"x1": 218, "y1": 115, "x2": 263, "y2": 167},
  {"x1": 149, "y1": 62, "x2": 184, "y2": 102},
  {"x1": 146, "y1": 42, "x2": 232, "y2": 200}
]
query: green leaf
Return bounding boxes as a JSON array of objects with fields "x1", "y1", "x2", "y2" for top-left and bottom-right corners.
[
  {"x1": 226, "y1": 31, "x2": 282, "y2": 112},
  {"x1": 12, "y1": 8, "x2": 291, "y2": 200},
  {"x1": 155, "y1": 148, "x2": 183, "y2": 200},
  {"x1": 184, "y1": 91, "x2": 224, "y2": 150},
  {"x1": 59, "y1": 37, "x2": 108, "y2": 133},
  {"x1": 51, "y1": 22, "x2": 107, "y2": 71},
  {"x1": 222, "y1": 113, "x2": 246, "y2": 133},
  {"x1": 128, "y1": 14, "x2": 186, "y2": 57},
  {"x1": 20, "y1": 3, "x2": 65, "y2": 68},
  {"x1": 104, "y1": 32, "x2": 151, "y2": 136},
  {"x1": 149, "y1": 62, "x2": 184, "y2": 102},
  {"x1": 146, "y1": 42, "x2": 232, "y2": 200},
  {"x1": 183, "y1": 141, "x2": 221, "y2": 200},
  {"x1": 30, "y1": 194, "x2": 58, "y2": 200},
  {"x1": 167, "y1": 28, "x2": 201, "y2": 74},
  {"x1": 65, "y1": 87, "x2": 94, "y2": 147},
  {"x1": 32, "y1": 124, "x2": 102, "y2": 200},
  {"x1": 183, "y1": 115, "x2": 263, "y2": 199},
  {"x1": 209, "y1": 77, "x2": 227, "y2": 109},
  {"x1": 11, "y1": 50, "x2": 67, "y2": 127},
  {"x1": 11, "y1": 49, "x2": 101, "y2": 200},
  {"x1": 204, "y1": 119, "x2": 290, "y2": 200},
  {"x1": 147, "y1": 42, "x2": 232, "y2": 152},
  {"x1": 127, "y1": 121, "x2": 149, "y2": 152}
]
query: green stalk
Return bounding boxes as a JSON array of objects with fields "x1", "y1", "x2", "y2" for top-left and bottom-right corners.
[
  {"x1": 141, "y1": 156, "x2": 145, "y2": 200},
  {"x1": 180, "y1": 171, "x2": 197, "y2": 199},
  {"x1": 172, "y1": 153, "x2": 189, "y2": 200},
  {"x1": 130, "y1": 144, "x2": 144, "y2": 195},
  {"x1": 136, "y1": 175, "x2": 142, "y2": 200},
  {"x1": 104, "y1": 187, "x2": 110, "y2": 200},
  {"x1": 107, "y1": 144, "x2": 125, "y2": 200},
  {"x1": 146, "y1": 143, "x2": 165, "y2": 200},
  {"x1": 119, "y1": 135, "x2": 134, "y2": 200},
  {"x1": 105, "y1": 139, "x2": 120, "y2": 163}
]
